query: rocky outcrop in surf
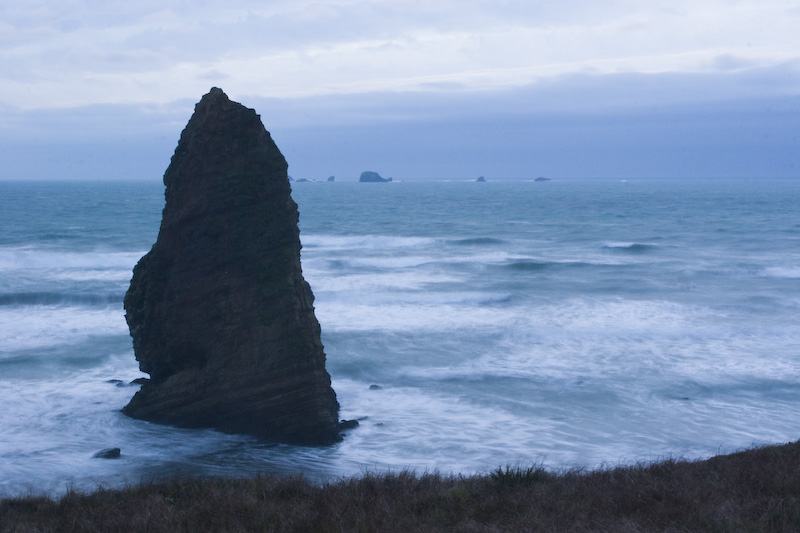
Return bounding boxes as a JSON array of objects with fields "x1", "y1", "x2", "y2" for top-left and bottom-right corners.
[{"x1": 122, "y1": 87, "x2": 341, "y2": 445}]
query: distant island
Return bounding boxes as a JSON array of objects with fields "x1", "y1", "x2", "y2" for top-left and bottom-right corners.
[
  {"x1": 288, "y1": 176, "x2": 334, "y2": 182},
  {"x1": 359, "y1": 171, "x2": 392, "y2": 182},
  {"x1": 476, "y1": 176, "x2": 486, "y2": 182},
  {"x1": 535, "y1": 177, "x2": 551, "y2": 182}
]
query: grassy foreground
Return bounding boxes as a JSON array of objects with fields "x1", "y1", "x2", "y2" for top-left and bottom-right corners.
[{"x1": 3, "y1": 441, "x2": 800, "y2": 532}]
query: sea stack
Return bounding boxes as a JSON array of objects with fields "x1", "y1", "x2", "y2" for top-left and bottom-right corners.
[{"x1": 122, "y1": 88, "x2": 341, "y2": 445}]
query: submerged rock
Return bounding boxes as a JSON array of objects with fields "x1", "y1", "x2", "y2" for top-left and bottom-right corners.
[
  {"x1": 93, "y1": 447, "x2": 121, "y2": 459},
  {"x1": 122, "y1": 87, "x2": 341, "y2": 445},
  {"x1": 339, "y1": 419, "x2": 359, "y2": 430},
  {"x1": 359, "y1": 171, "x2": 391, "y2": 182}
]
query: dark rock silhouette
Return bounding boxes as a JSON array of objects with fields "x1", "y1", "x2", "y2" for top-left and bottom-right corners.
[
  {"x1": 476, "y1": 176, "x2": 486, "y2": 182},
  {"x1": 327, "y1": 176, "x2": 335, "y2": 182},
  {"x1": 122, "y1": 87, "x2": 341, "y2": 445},
  {"x1": 93, "y1": 447, "x2": 121, "y2": 459},
  {"x1": 535, "y1": 177, "x2": 551, "y2": 182},
  {"x1": 339, "y1": 419, "x2": 359, "y2": 430},
  {"x1": 359, "y1": 171, "x2": 391, "y2": 182}
]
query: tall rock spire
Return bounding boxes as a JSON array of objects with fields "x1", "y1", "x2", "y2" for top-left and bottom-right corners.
[{"x1": 122, "y1": 88, "x2": 341, "y2": 445}]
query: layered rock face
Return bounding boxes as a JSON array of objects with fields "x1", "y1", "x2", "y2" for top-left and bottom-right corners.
[{"x1": 122, "y1": 88, "x2": 341, "y2": 445}]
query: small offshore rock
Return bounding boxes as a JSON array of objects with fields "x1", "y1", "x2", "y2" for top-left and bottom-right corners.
[
  {"x1": 130, "y1": 378, "x2": 149, "y2": 385},
  {"x1": 359, "y1": 171, "x2": 391, "y2": 183},
  {"x1": 106, "y1": 379, "x2": 123, "y2": 384},
  {"x1": 93, "y1": 448, "x2": 121, "y2": 459},
  {"x1": 327, "y1": 176, "x2": 335, "y2": 182},
  {"x1": 369, "y1": 384, "x2": 383, "y2": 390},
  {"x1": 476, "y1": 176, "x2": 486, "y2": 182},
  {"x1": 340, "y1": 419, "x2": 359, "y2": 430}
]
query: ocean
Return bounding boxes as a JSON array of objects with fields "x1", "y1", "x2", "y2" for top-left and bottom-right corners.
[{"x1": 1, "y1": 178, "x2": 798, "y2": 497}]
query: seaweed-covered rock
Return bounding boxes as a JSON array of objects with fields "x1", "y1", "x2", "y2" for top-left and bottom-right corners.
[{"x1": 122, "y1": 88, "x2": 341, "y2": 445}]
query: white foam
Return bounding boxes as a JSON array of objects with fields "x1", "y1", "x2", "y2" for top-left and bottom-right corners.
[
  {"x1": 316, "y1": 299, "x2": 517, "y2": 332},
  {"x1": 333, "y1": 378, "x2": 553, "y2": 472},
  {"x1": 307, "y1": 270, "x2": 464, "y2": 293},
  {"x1": 380, "y1": 297, "x2": 800, "y2": 387},
  {"x1": 0, "y1": 354, "x2": 246, "y2": 496},
  {"x1": 602, "y1": 241, "x2": 654, "y2": 249},
  {"x1": 50, "y1": 269, "x2": 133, "y2": 282},
  {"x1": 0, "y1": 247, "x2": 143, "y2": 272},
  {"x1": 300, "y1": 234, "x2": 436, "y2": 251},
  {"x1": 0, "y1": 306, "x2": 127, "y2": 352},
  {"x1": 761, "y1": 266, "x2": 800, "y2": 279}
]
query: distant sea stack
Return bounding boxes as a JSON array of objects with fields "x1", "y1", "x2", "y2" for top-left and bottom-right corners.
[
  {"x1": 122, "y1": 88, "x2": 341, "y2": 445},
  {"x1": 359, "y1": 171, "x2": 391, "y2": 182}
]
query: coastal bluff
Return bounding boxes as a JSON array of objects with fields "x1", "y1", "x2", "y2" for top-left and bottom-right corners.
[{"x1": 122, "y1": 87, "x2": 341, "y2": 445}]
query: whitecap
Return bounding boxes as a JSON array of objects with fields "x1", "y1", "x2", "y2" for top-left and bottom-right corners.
[
  {"x1": 0, "y1": 247, "x2": 143, "y2": 272},
  {"x1": 761, "y1": 266, "x2": 800, "y2": 279},
  {"x1": 0, "y1": 305, "x2": 127, "y2": 353},
  {"x1": 601, "y1": 242, "x2": 658, "y2": 253},
  {"x1": 300, "y1": 234, "x2": 436, "y2": 251}
]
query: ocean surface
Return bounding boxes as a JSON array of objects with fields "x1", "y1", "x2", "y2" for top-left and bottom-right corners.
[{"x1": 1, "y1": 178, "x2": 798, "y2": 497}]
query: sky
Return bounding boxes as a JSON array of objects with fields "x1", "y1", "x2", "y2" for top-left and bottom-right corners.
[{"x1": 1, "y1": 0, "x2": 799, "y2": 180}]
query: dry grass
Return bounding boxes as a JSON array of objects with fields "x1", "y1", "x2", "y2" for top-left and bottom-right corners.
[{"x1": 3, "y1": 440, "x2": 800, "y2": 532}]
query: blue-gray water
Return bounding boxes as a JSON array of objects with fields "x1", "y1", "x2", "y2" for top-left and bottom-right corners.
[{"x1": 1, "y1": 178, "x2": 798, "y2": 497}]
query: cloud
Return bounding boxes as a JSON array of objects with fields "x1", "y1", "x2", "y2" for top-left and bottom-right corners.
[
  {"x1": 712, "y1": 54, "x2": 759, "y2": 72},
  {"x1": 1, "y1": 65, "x2": 797, "y2": 181},
  {"x1": 2, "y1": 0, "x2": 799, "y2": 109},
  {"x1": 1, "y1": 1, "x2": 798, "y2": 180}
]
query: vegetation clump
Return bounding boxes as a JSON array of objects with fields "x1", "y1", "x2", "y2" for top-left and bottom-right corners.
[{"x1": 3, "y1": 440, "x2": 800, "y2": 531}]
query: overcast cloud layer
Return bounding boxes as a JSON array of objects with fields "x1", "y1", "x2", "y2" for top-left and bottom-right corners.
[{"x1": 1, "y1": 0, "x2": 799, "y2": 180}]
